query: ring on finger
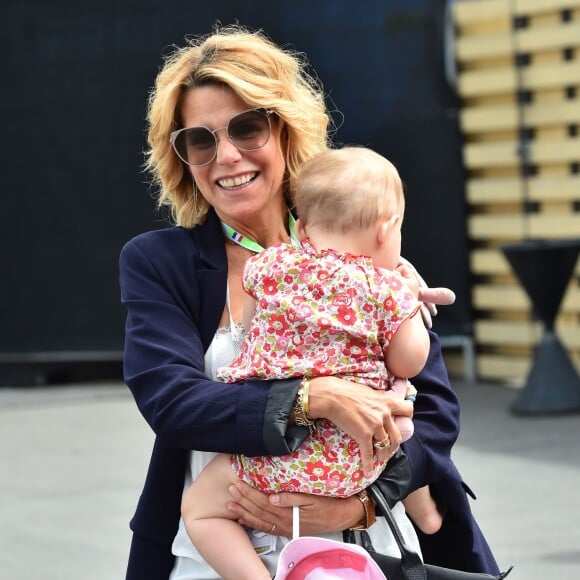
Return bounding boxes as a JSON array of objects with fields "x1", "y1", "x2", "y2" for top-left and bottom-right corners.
[
  {"x1": 270, "y1": 523, "x2": 277, "y2": 534},
  {"x1": 373, "y1": 436, "x2": 390, "y2": 450}
]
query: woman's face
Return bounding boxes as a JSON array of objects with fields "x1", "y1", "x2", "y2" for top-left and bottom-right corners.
[{"x1": 180, "y1": 84, "x2": 287, "y2": 230}]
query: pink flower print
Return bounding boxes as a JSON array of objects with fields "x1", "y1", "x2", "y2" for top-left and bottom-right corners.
[
  {"x1": 312, "y1": 360, "x2": 331, "y2": 376},
  {"x1": 294, "y1": 302, "x2": 314, "y2": 321},
  {"x1": 362, "y1": 303, "x2": 373, "y2": 314},
  {"x1": 389, "y1": 276, "x2": 403, "y2": 291},
  {"x1": 254, "y1": 472, "x2": 271, "y2": 490},
  {"x1": 344, "y1": 340, "x2": 367, "y2": 358},
  {"x1": 253, "y1": 457, "x2": 266, "y2": 469},
  {"x1": 298, "y1": 268, "x2": 314, "y2": 284},
  {"x1": 284, "y1": 274, "x2": 294, "y2": 284},
  {"x1": 316, "y1": 316, "x2": 332, "y2": 329},
  {"x1": 350, "y1": 469, "x2": 364, "y2": 484},
  {"x1": 322, "y1": 446, "x2": 339, "y2": 463},
  {"x1": 325, "y1": 470, "x2": 343, "y2": 490},
  {"x1": 332, "y1": 292, "x2": 352, "y2": 307},
  {"x1": 316, "y1": 268, "x2": 330, "y2": 281},
  {"x1": 311, "y1": 286, "x2": 324, "y2": 301},
  {"x1": 262, "y1": 276, "x2": 278, "y2": 295},
  {"x1": 305, "y1": 460, "x2": 331, "y2": 481},
  {"x1": 285, "y1": 479, "x2": 301, "y2": 493},
  {"x1": 384, "y1": 296, "x2": 396, "y2": 311},
  {"x1": 269, "y1": 314, "x2": 288, "y2": 335},
  {"x1": 336, "y1": 305, "x2": 357, "y2": 326},
  {"x1": 318, "y1": 422, "x2": 332, "y2": 438},
  {"x1": 347, "y1": 439, "x2": 360, "y2": 457},
  {"x1": 247, "y1": 327, "x2": 260, "y2": 340}
]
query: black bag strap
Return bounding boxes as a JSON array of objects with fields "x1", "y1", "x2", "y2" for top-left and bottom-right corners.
[
  {"x1": 365, "y1": 484, "x2": 514, "y2": 580},
  {"x1": 369, "y1": 483, "x2": 427, "y2": 580}
]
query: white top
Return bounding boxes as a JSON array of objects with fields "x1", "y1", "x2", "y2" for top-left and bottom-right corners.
[{"x1": 169, "y1": 292, "x2": 422, "y2": 579}]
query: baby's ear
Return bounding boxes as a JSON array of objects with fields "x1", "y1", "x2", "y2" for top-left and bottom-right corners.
[
  {"x1": 377, "y1": 214, "x2": 401, "y2": 243},
  {"x1": 295, "y1": 218, "x2": 308, "y2": 242}
]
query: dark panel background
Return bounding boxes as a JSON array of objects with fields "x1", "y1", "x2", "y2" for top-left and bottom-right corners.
[{"x1": 1, "y1": 0, "x2": 470, "y2": 382}]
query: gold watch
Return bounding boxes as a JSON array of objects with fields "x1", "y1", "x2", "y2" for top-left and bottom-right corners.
[{"x1": 349, "y1": 489, "x2": 376, "y2": 530}]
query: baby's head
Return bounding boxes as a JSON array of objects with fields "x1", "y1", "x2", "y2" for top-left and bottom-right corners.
[{"x1": 294, "y1": 146, "x2": 405, "y2": 269}]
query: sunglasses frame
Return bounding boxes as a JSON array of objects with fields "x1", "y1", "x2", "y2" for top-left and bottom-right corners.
[{"x1": 169, "y1": 107, "x2": 273, "y2": 167}]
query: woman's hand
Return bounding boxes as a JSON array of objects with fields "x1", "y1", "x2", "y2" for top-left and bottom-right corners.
[
  {"x1": 308, "y1": 376, "x2": 413, "y2": 476},
  {"x1": 227, "y1": 480, "x2": 363, "y2": 536}
]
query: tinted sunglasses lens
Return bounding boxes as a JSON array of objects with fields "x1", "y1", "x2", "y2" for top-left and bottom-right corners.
[
  {"x1": 174, "y1": 128, "x2": 216, "y2": 166},
  {"x1": 228, "y1": 109, "x2": 270, "y2": 151}
]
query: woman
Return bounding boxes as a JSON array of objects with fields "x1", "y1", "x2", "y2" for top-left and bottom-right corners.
[{"x1": 119, "y1": 25, "x2": 499, "y2": 579}]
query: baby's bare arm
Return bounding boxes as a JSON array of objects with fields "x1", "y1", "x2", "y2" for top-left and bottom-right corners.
[{"x1": 385, "y1": 310, "x2": 430, "y2": 378}]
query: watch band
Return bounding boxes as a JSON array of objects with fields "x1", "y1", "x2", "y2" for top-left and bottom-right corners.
[{"x1": 349, "y1": 489, "x2": 377, "y2": 530}]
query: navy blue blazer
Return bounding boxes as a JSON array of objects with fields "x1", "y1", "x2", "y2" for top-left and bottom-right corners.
[{"x1": 119, "y1": 208, "x2": 499, "y2": 578}]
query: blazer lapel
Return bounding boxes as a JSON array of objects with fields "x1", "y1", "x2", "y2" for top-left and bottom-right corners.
[{"x1": 190, "y1": 209, "x2": 228, "y2": 351}]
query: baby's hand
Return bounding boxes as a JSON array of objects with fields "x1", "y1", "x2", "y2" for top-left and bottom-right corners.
[
  {"x1": 396, "y1": 264, "x2": 421, "y2": 298},
  {"x1": 398, "y1": 257, "x2": 456, "y2": 329}
]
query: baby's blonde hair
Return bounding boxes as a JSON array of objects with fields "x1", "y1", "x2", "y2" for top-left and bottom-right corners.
[
  {"x1": 144, "y1": 24, "x2": 331, "y2": 228},
  {"x1": 294, "y1": 146, "x2": 405, "y2": 233}
]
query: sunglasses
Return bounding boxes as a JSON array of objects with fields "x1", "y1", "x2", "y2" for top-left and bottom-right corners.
[{"x1": 169, "y1": 107, "x2": 273, "y2": 167}]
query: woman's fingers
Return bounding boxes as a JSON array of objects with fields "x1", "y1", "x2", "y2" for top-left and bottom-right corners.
[
  {"x1": 350, "y1": 393, "x2": 412, "y2": 475},
  {"x1": 359, "y1": 437, "x2": 376, "y2": 477},
  {"x1": 270, "y1": 492, "x2": 361, "y2": 535},
  {"x1": 310, "y1": 376, "x2": 413, "y2": 475},
  {"x1": 227, "y1": 483, "x2": 364, "y2": 537},
  {"x1": 227, "y1": 481, "x2": 292, "y2": 535}
]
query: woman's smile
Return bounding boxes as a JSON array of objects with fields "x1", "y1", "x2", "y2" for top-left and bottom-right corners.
[{"x1": 217, "y1": 171, "x2": 258, "y2": 190}]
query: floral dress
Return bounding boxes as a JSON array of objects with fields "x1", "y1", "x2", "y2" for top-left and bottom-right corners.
[{"x1": 217, "y1": 239, "x2": 420, "y2": 497}]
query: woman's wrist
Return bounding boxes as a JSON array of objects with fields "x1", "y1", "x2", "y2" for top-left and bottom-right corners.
[
  {"x1": 349, "y1": 490, "x2": 377, "y2": 530},
  {"x1": 305, "y1": 375, "x2": 335, "y2": 421}
]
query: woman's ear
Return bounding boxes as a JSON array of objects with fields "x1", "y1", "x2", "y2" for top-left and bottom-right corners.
[{"x1": 377, "y1": 214, "x2": 401, "y2": 245}]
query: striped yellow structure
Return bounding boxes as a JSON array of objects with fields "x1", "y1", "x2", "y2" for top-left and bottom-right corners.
[{"x1": 451, "y1": 0, "x2": 580, "y2": 383}]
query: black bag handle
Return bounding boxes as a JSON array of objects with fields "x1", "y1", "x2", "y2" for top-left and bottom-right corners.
[
  {"x1": 365, "y1": 484, "x2": 514, "y2": 580},
  {"x1": 368, "y1": 484, "x2": 428, "y2": 580}
]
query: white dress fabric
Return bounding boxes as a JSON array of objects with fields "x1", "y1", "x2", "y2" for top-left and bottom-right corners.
[{"x1": 169, "y1": 291, "x2": 422, "y2": 579}]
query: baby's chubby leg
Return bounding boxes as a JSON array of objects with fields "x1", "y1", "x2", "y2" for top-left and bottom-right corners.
[
  {"x1": 182, "y1": 453, "x2": 238, "y2": 521},
  {"x1": 182, "y1": 454, "x2": 271, "y2": 580},
  {"x1": 403, "y1": 485, "x2": 443, "y2": 535}
]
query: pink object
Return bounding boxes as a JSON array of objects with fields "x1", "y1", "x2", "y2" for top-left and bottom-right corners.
[
  {"x1": 390, "y1": 377, "x2": 414, "y2": 442},
  {"x1": 275, "y1": 536, "x2": 387, "y2": 580}
]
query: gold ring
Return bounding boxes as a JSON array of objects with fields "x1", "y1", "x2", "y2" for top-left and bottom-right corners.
[
  {"x1": 373, "y1": 437, "x2": 390, "y2": 450},
  {"x1": 270, "y1": 523, "x2": 277, "y2": 534}
]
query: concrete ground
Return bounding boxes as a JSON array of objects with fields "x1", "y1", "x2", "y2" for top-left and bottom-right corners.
[{"x1": 0, "y1": 379, "x2": 579, "y2": 579}]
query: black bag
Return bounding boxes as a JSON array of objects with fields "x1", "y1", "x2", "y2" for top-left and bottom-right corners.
[{"x1": 344, "y1": 483, "x2": 513, "y2": 580}]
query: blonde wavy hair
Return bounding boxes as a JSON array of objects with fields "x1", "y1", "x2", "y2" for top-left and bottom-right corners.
[{"x1": 145, "y1": 25, "x2": 331, "y2": 228}]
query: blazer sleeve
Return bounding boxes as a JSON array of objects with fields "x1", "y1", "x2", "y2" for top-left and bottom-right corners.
[
  {"x1": 119, "y1": 232, "x2": 306, "y2": 457},
  {"x1": 401, "y1": 330, "x2": 461, "y2": 491}
]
